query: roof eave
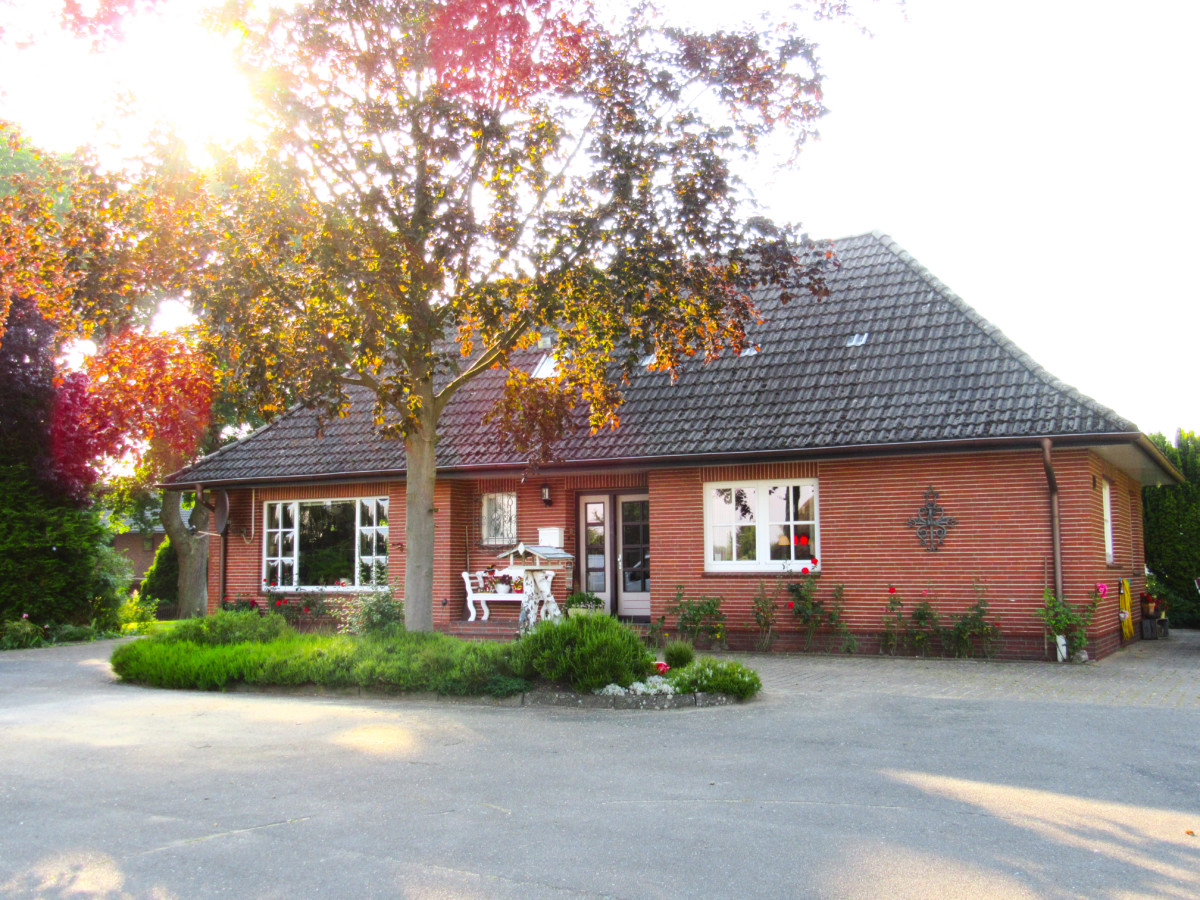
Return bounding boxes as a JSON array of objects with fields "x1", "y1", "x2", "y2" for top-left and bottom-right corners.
[{"x1": 159, "y1": 430, "x2": 1181, "y2": 490}]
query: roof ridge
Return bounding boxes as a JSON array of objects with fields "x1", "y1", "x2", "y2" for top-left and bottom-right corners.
[{"x1": 868, "y1": 231, "x2": 1137, "y2": 433}]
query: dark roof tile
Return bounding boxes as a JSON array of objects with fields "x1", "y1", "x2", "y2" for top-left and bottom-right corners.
[{"x1": 169, "y1": 232, "x2": 1137, "y2": 485}]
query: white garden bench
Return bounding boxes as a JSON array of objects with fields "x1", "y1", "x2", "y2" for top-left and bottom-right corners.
[{"x1": 462, "y1": 568, "x2": 557, "y2": 622}]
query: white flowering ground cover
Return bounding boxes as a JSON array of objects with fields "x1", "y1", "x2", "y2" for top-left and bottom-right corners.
[{"x1": 595, "y1": 675, "x2": 675, "y2": 696}]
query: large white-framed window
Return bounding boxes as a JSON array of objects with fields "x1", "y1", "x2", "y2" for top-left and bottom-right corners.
[
  {"x1": 1102, "y1": 479, "x2": 1114, "y2": 564},
  {"x1": 262, "y1": 497, "x2": 389, "y2": 590},
  {"x1": 704, "y1": 479, "x2": 819, "y2": 572},
  {"x1": 481, "y1": 491, "x2": 517, "y2": 545}
]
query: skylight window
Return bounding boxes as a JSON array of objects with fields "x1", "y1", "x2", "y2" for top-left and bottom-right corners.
[
  {"x1": 845, "y1": 332, "x2": 869, "y2": 347},
  {"x1": 532, "y1": 353, "x2": 558, "y2": 379}
]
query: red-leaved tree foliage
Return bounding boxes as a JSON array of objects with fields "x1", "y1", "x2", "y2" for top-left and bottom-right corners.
[
  {"x1": 84, "y1": 330, "x2": 215, "y2": 477},
  {"x1": 46, "y1": 371, "x2": 112, "y2": 501},
  {"x1": 2, "y1": 124, "x2": 216, "y2": 493}
]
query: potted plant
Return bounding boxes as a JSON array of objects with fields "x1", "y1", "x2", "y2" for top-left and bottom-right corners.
[
  {"x1": 1140, "y1": 592, "x2": 1158, "y2": 618},
  {"x1": 495, "y1": 573, "x2": 513, "y2": 594},
  {"x1": 512, "y1": 576, "x2": 525, "y2": 594},
  {"x1": 562, "y1": 591, "x2": 603, "y2": 617},
  {"x1": 1035, "y1": 588, "x2": 1099, "y2": 662}
]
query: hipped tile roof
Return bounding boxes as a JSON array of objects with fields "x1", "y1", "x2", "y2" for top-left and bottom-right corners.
[{"x1": 167, "y1": 232, "x2": 1137, "y2": 486}]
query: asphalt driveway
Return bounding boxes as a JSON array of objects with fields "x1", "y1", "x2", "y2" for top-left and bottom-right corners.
[{"x1": 1, "y1": 634, "x2": 1198, "y2": 899}]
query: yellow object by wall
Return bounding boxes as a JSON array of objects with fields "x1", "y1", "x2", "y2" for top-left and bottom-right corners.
[{"x1": 1119, "y1": 578, "x2": 1134, "y2": 640}]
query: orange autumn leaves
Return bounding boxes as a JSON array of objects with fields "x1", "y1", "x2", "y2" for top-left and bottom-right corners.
[
  {"x1": 2, "y1": 126, "x2": 216, "y2": 494},
  {"x1": 85, "y1": 330, "x2": 214, "y2": 474}
]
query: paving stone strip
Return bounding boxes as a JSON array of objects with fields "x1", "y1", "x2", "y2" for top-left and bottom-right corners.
[{"x1": 732, "y1": 628, "x2": 1200, "y2": 709}]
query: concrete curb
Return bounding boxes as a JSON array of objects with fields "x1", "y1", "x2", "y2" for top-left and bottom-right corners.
[{"x1": 222, "y1": 681, "x2": 740, "y2": 709}]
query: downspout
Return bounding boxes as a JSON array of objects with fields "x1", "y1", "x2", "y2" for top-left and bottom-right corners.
[
  {"x1": 220, "y1": 526, "x2": 229, "y2": 608},
  {"x1": 1041, "y1": 438, "x2": 1064, "y2": 600}
]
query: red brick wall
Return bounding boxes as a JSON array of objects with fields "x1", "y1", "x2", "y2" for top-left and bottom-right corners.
[
  {"x1": 115, "y1": 532, "x2": 164, "y2": 583},
  {"x1": 206, "y1": 481, "x2": 402, "y2": 613},
  {"x1": 446, "y1": 473, "x2": 648, "y2": 622},
  {"x1": 648, "y1": 448, "x2": 1147, "y2": 659},
  {"x1": 202, "y1": 446, "x2": 1148, "y2": 660}
]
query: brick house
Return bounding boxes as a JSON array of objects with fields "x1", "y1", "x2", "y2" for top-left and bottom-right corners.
[{"x1": 165, "y1": 233, "x2": 1181, "y2": 659}]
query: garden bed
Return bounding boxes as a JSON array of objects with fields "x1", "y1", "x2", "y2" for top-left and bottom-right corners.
[{"x1": 109, "y1": 610, "x2": 762, "y2": 704}]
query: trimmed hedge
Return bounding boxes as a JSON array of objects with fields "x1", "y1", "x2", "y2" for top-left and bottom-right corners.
[
  {"x1": 110, "y1": 613, "x2": 528, "y2": 697},
  {"x1": 507, "y1": 613, "x2": 656, "y2": 693}
]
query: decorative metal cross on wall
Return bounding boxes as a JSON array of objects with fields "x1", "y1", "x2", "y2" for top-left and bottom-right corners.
[{"x1": 906, "y1": 486, "x2": 957, "y2": 552}]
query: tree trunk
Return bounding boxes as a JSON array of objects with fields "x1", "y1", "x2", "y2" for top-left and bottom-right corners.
[
  {"x1": 404, "y1": 403, "x2": 439, "y2": 633},
  {"x1": 162, "y1": 489, "x2": 210, "y2": 619}
]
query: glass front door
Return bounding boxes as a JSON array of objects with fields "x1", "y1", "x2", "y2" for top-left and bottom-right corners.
[
  {"x1": 617, "y1": 496, "x2": 651, "y2": 617},
  {"x1": 578, "y1": 493, "x2": 650, "y2": 618}
]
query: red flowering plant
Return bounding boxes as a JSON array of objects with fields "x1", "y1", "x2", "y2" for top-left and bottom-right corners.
[
  {"x1": 220, "y1": 594, "x2": 259, "y2": 613},
  {"x1": 1139, "y1": 591, "x2": 1166, "y2": 618}
]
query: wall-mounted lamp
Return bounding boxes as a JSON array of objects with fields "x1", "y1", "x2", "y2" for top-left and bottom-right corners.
[{"x1": 541, "y1": 483, "x2": 553, "y2": 507}]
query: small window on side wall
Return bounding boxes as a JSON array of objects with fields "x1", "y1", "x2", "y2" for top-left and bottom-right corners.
[
  {"x1": 1102, "y1": 479, "x2": 1114, "y2": 564},
  {"x1": 481, "y1": 492, "x2": 517, "y2": 545}
]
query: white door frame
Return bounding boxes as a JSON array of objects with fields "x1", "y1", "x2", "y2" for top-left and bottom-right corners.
[
  {"x1": 615, "y1": 494, "x2": 651, "y2": 618},
  {"x1": 577, "y1": 492, "x2": 651, "y2": 619},
  {"x1": 578, "y1": 495, "x2": 613, "y2": 614}
]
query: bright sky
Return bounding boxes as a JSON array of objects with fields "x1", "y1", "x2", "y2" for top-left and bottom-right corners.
[{"x1": 1, "y1": 0, "x2": 1195, "y2": 438}]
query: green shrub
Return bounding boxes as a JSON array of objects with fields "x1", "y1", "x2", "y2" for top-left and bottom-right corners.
[
  {"x1": 111, "y1": 637, "x2": 282, "y2": 690},
  {"x1": 138, "y1": 535, "x2": 179, "y2": 616},
  {"x1": 481, "y1": 674, "x2": 532, "y2": 697},
  {"x1": 752, "y1": 579, "x2": 783, "y2": 650},
  {"x1": 444, "y1": 641, "x2": 516, "y2": 695},
  {"x1": 880, "y1": 591, "x2": 905, "y2": 655},
  {"x1": 666, "y1": 587, "x2": 725, "y2": 645},
  {"x1": 51, "y1": 623, "x2": 96, "y2": 643},
  {"x1": 825, "y1": 584, "x2": 856, "y2": 654},
  {"x1": 663, "y1": 640, "x2": 695, "y2": 669},
  {"x1": 787, "y1": 576, "x2": 825, "y2": 650},
  {"x1": 1034, "y1": 589, "x2": 1098, "y2": 656},
  {"x1": 508, "y1": 614, "x2": 655, "y2": 693},
  {"x1": 948, "y1": 598, "x2": 1000, "y2": 659},
  {"x1": 112, "y1": 626, "x2": 525, "y2": 696},
  {"x1": 667, "y1": 658, "x2": 762, "y2": 700},
  {"x1": 332, "y1": 591, "x2": 404, "y2": 634},
  {"x1": 165, "y1": 610, "x2": 293, "y2": 646},
  {"x1": 907, "y1": 599, "x2": 941, "y2": 657},
  {"x1": 0, "y1": 465, "x2": 117, "y2": 626},
  {"x1": 1, "y1": 617, "x2": 47, "y2": 649},
  {"x1": 1143, "y1": 431, "x2": 1200, "y2": 627},
  {"x1": 118, "y1": 590, "x2": 159, "y2": 632}
]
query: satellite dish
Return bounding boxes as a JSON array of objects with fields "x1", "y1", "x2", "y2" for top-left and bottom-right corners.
[{"x1": 213, "y1": 490, "x2": 230, "y2": 535}]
